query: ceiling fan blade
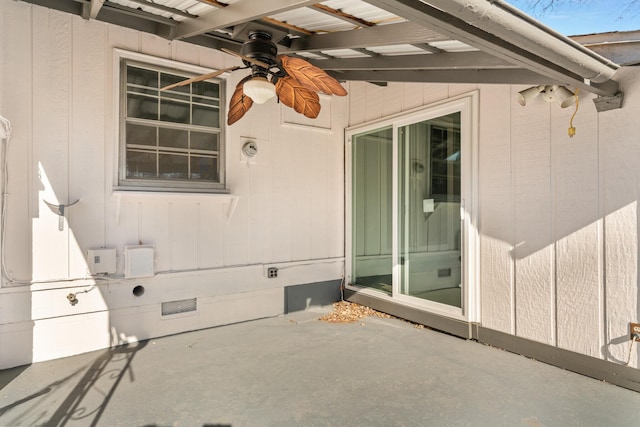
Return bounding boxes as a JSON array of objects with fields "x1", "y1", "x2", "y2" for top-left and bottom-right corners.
[
  {"x1": 160, "y1": 66, "x2": 240, "y2": 91},
  {"x1": 279, "y1": 56, "x2": 347, "y2": 97},
  {"x1": 275, "y1": 76, "x2": 321, "y2": 119},
  {"x1": 221, "y1": 48, "x2": 271, "y2": 70},
  {"x1": 227, "y1": 77, "x2": 254, "y2": 126}
]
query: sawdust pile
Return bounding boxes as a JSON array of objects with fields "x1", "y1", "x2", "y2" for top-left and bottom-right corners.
[{"x1": 319, "y1": 301, "x2": 394, "y2": 323}]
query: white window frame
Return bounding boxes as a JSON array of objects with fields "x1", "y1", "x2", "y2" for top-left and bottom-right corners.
[{"x1": 113, "y1": 49, "x2": 228, "y2": 193}]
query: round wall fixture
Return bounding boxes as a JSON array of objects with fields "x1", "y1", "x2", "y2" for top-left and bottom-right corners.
[
  {"x1": 242, "y1": 141, "x2": 258, "y2": 158},
  {"x1": 133, "y1": 285, "x2": 145, "y2": 297}
]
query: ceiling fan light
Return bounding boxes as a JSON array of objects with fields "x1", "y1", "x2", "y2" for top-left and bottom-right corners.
[{"x1": 243, "y1": 76, "x2": 276, "y2": 104}]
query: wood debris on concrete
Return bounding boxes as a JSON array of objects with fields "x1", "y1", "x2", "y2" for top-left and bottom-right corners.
[{"x1": 318, "y1": 301, "x2": 394, "y2": 323}]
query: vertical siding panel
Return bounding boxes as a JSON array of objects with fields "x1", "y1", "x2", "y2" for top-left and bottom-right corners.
[
  {"x1": 139, "y1": 32, "x2": 171, "y2": 59},
  {"x1": 449, "y1": 84, "x2": 477, "y2": 97},
  {"x1": 290, "y1": 127, "x2": 313, "y2": 260},
  {"x1": 108, "y1": 201, "x2": 139, "y2": 275},
  {"x1": 327, "y1": 96, "x2": 346, "y2": 259},
  {"x1": 246, "y1": 95, "x2": 275, "y2": 265},
  {"x1": 553, "y1": 92, "x2": 601, "y2": 357},
  {"x1": 197, "y1": 201, "x2": 225, "y2": 269},
  {"x1": 107, "y1": 23, "x2": 138, "y2": 52},
  {"x1": 222, "y1": 73, "x2": 250, "y2": 266},
  {"x1": 478, "y1": 85, "x2": 514, "y2": 333},
  {"x1": 198, "y1": 45, "x2": 226, "y2": 70},
  {"x1": 309, "y1": 131, "x2": 330, "y2": 259},
  {"x1": 248, "y1": 136, "x2": 272, "y2": 264},
  {"x1": 402, "y1": 82, "x2": 423, "y2": 110},
  {"x1": 512, "y1": 97, "x2": 554, "y2": 345},
  {"x1": 268, "y1": 106, "x2": 293, "y2": 263},
  {"x1": 1, "y1": 1, "x2": 33, "y2": 281},
  {"x1": 382, "y1": 82, "x2": 403, "y2": 118},
  {"x1": 365, "y1": 83, "x2": 384, "y2": 122},
  {"x1": 31, "y1": 8, "x2": 71, "y2": 280},
  {"x1": 423, "y1": 83, "x2": 449, "y2": 105},
  {"x1": 138, "y1": 202, "x2": 172, "y2": 271},
  {"x1": 170, "y1": 203, "x2": 199, "y2": 270},
  {"x1": 171, "y1": 40, "x2": 199, "y2": 65},
  {"x1": 69, "y1": 18, "x2": 107, "y2": 277},
  {"x1": 348, "y1": 81, "x2": 366, "y2": 126},
  {"x1": 600, "y1": 68, "x2": 640, "y2": 364}
]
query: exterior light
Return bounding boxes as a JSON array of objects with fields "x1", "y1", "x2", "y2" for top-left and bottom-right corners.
[
  {"x1": 243, "y1": 76, "x2": 276, "y2": 104},
  {"x1": 517, "y1": 85, "x2": 545, "y2": 106},
  {"x1": 518, "y1": 85, "x2": 577, "y2": 108}
]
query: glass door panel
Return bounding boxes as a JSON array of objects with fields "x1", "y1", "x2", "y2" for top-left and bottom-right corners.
[
  {"x1": 351, "y1": 126, "x2": 393, "y2": 295},
  {"x1": 398, "y1": 113, "x2": 462, "y2": 308}
]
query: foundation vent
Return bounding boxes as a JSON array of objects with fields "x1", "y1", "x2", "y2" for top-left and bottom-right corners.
[{"x1": 161, "y1": 298, "x2": 197, "y2": 316}]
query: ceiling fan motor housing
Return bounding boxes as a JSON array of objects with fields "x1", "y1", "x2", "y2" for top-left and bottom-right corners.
[{"x1": 241, "y1": 31, "x2": 278, "y2": 68}]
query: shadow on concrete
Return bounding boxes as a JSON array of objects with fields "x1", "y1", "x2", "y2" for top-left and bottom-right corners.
[
  {"x1": 0, "y1": 341, "x2": 147, "y2": 426},
  {"x1": 143, "y1": 425, "x2": 231, "y2": 427},
  {"x1": 0, "y1": 365, "x2": 29, "y2": 390}
]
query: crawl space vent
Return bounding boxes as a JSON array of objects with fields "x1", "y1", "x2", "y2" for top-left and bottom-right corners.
[{"x1": 161, "y1": 298, "x2": 197, "y2": 316}]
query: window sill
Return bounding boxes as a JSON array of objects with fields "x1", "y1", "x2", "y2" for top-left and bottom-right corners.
[{"x1": 111, "y1": 190, "x2": 239, "y2": 224}]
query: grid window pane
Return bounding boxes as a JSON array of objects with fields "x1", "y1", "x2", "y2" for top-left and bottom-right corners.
[
  {"x1": 160, "y1": 73, "x2": 190, "y2": 93},
  {"x1": 127, "y1": 66, "x2": 158, "y2": 88},
  {"x1": 191, "y1": 131, "x2": 218, "y2": 151},
  {"x1": 127, "y1": 94, "x2": 158, "y2": 120},
  {"x1": 190, "y1": 156, "x2": 218, "y2": 181},
  {"x1": 192, "y1": 105, "x2": 219, "y2": 128},
  {"x1": 159, "y1": 154, "x2": 188, "y2": 180},
  {"x1": 193, "y1": 81, "x2": 219, "y2": 98},
  {"x1": 126, "y1": 150, "x2": 156, "y2": 179},
  {"x1": 127, "y1": 123, "x2": 156, "y2": 147},
  {"x1": 160, "y1": 99, "x2": 190, "y2": 124},
  {"x1": 159, "y1": 128, "x2": 188, "y2": 149}
]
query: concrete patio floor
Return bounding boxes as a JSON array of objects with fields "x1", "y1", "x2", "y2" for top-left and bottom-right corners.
[{"x1": 1, "y1": 306, "x2": 640, "y2": 427}]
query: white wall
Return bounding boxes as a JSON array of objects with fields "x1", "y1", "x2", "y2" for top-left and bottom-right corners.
[
  {"x1": 0, "y1": 2, "x2": 346, "y2": 369},
  {"x1": 346, "y1": 70, "x2": 640, "y2": 368}
]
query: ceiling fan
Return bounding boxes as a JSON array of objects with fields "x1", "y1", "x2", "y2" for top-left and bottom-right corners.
[{"x1": 161, "y1": 31, "x2": 347, "y2": 125}]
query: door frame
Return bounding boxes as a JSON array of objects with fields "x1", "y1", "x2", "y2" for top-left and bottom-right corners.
[{"x1": 345, "y1": 91, "x2": 480, "y2": 322}]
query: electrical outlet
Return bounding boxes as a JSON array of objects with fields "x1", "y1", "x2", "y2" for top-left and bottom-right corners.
[
  {"x1": 630, "y1": 323, "x2": 640, "y2": 341},
  {"x1": 267, "y1": 267, "x2": 278, "y2": 278}
]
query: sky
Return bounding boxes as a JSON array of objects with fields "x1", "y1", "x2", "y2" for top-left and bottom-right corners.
[{"x1": 506, "y1": 0, "x2": 640, "y2": 35}]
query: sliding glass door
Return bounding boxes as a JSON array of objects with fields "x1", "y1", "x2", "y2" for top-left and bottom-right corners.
[
  {"x1": 351, "y1": 126, "x2": 393, "y2": 295},
  {"x1": 398, "y1": 113, "x2": 462, "y2": 308},
  {"x1": 348, "y1": 96, "x2": 476, "y2": 319}
]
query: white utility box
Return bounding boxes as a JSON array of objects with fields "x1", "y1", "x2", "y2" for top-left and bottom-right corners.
[
  {"x1": 86, "y1": 248, "x2": 117, "y2": 275},
  {"x1": 124, "y1": 245, "x2": 155, "y2": 279}
]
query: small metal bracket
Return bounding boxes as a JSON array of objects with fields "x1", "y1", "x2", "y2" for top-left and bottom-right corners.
[
  {"x1": 593, "y1": 92, "x2": 624, "y2": 112},
  {"x1": 44, "y1": 199, "x2": 80, "y2": 231}
]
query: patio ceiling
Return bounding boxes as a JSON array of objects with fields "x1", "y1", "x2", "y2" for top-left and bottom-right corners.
[{"x1": 21, "y1": 0, "x2": 621, "y2": 97}]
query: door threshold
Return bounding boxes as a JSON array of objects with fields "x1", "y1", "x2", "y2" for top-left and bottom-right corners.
[{"x1": 345, "y1": 288, "x2": 477, "y2": 339}]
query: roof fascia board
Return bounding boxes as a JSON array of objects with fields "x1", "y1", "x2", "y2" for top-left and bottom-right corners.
[
  {"x1": 285, "y1": 21, "x2": 448, "y2": 52},
  {"x1": 171, "y1": 0, "x2": 318, "y2": 40},
  {"x1": 365, "y1": 0, "x2": 619, "y2": 96},
  {"x1": 329, "y1": 69, "x2": 561, "y2": 85},
  {"x1": 309, "y1": 51, "x2": 517, "y2": 70}
]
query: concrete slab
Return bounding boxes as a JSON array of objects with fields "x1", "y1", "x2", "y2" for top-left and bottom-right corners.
[{"x1": 1, "y1": 308, "x2": 640, "y2": 427}]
